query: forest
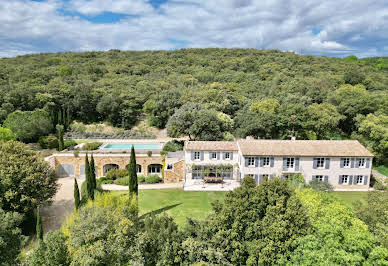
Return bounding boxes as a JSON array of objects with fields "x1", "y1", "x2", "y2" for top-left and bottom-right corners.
[{"x1": 0, "y1": 48, "x2": 387, "y2": 161}]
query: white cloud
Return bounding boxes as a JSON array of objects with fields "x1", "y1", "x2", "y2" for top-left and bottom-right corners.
[
  {"x1": 0, "y1": 0, "x2": 387, "y2": 57},
  {"x1": 66, "y1": 0, "x2": 153, "y2": 15}
]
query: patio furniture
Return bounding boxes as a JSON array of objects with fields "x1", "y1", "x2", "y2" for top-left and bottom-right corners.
[{"x1": 204, "y1": 177, "x2": 223, "y2": 183}]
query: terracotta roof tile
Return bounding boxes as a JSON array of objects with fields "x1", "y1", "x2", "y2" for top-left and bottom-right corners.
[
  {"x1": 185, "y1": 141, "x2": 238, "y2": 151},
  {"x1": 237, "y1": 139, "x2": 373, "y2": 157}
]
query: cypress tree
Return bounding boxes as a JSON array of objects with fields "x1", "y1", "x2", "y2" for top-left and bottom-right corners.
[
  {"x1": 56, "y1": 124, "x2": 64, "y2": 151},
  {"x1": 85, "y1": 154, "x2": 94, "y2": 200},
  {"x1": 82, "y1": 154, "x2": 90, "y2": 200},
  {"x1": 90, "y1": 154, "x2": 96, "y2": 190},
  {"x1": 74, "y1": 178, "x2": 80, "y2": 210},
  {"x1": 36, "y1": 207, "x2": 43, "y2": 241},
  {"x1": 128, "y1": 146, "x2": 138, "y2": 196}
]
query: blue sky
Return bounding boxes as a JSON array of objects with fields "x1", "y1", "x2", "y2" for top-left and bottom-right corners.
[{"x1": 0, "y1": 0, "x2": 388, "y2": 58}]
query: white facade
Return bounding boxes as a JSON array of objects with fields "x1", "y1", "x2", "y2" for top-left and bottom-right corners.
[
  {"x1": 185, "y1": 140, "x2": 373, "y2": 190},
  {"x1": 239, "y1": 155, "x2": 371, "y2": 188},
  {"x1": 184, "y1": 150, "x2": 239, "y2": 180}
]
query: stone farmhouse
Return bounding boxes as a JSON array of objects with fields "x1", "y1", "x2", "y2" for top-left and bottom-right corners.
[{"x1": 48, "y1": 139, "x2": 373, "y2": 191}]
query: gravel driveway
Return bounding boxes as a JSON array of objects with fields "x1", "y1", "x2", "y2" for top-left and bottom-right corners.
[{"x1": 41, "y1": 176, "x2": 84, "y2": 233}]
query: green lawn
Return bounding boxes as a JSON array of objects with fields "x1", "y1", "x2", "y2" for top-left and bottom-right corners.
[
  {"x1": 331, "y1": 191, "x2": 368, "y2": 206},
  {"x1": 115, "y1": 189, "x2": 226, "y2": 227},
  {"x1": 113, "y1": 189, "x2": 369, "y2": 226}
]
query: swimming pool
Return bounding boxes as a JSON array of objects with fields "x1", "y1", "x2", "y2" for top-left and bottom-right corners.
[{"x1": 103, "y1": 143, "x2": 161, "y2": 149}]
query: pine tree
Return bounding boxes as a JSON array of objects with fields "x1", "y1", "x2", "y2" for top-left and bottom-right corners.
[
  {"x1": 90, "y1": 154, "x2": 96, "y2": 190},
  {"x1": 56, "y1": 124, "x2": 64, "y2": 151},
  {"x1": 36, "y1": 207, "x2": 43, "y2": 241},
  {"x1": 128, "y1": 146, "x2": 138, "y2": 196},
  {"x1": 74, "y1": 178, "x2": 80, "y2": 210}
]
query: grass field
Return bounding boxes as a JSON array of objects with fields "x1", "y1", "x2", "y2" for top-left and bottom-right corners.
[
  {"x1": 374, "y1": 164, "x2": 388, "y2": 177},
  {"x1": 331, "y1": 191, "x2": 368, "y2": 206},
  {"x1": 115, "y1": 189, "x2": 227, "y2": 227},
  {"x1": 114, "y1": 189, "x2": 369, "y2": 227}
]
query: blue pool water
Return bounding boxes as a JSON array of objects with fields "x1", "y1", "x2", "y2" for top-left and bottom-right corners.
[{"x1": 103, "y1": 143, "x2": 161, "y2": 149}]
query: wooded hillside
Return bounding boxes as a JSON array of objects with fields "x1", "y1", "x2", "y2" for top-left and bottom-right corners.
[{"x1": 0, "y1": 49, "x2": 387, "y2": 160}]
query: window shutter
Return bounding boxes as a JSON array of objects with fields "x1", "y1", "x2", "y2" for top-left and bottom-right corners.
[
  {"x1": 338, "y1": 175, "x2": 342, "y2": 184},
  {"x1": 366, "y1": 158, "x2": 370, "y2": 168},
  {"x1": 259, "y1": 157, "x2": 263, "y2": 167},
  {"x1": 351, "y1": 158, "x2": 355, "y2": 168},
  {"x1": 255, "y1": 157, "x2": 259, "y2": 167},
  {"x1": 270, "y1": 174, "x2": 274, "y2": 179},
  {"x1": 254, "y1": 174, "x2": 258, "y2": 185},
  {"x1": 281, "y1": 175, "x2": 284, "y2": 180},
  {"x1": 217, "y1": 152, "x2": 220, "y2": 160},
  {"x1": 282, "y1": 158, "x2": 287, "y2": 171},
  {"x1": 270, "y1": 157, "x2": 274, "y2": 167},
  {"x1": 245, "y1": 157, "x2": 249, "y2": 167},
  {"x1": 324, "y1": 175, "x2": 328, "y2": 182},
  {"x1": 313, "y1": 158, "x2": 318, "y2": 169},
  {"x1": 325, "y1": 158, "x2": 330, "y2": 169},
  {"x1": 295, "y1": 158, "x2": 300, "y2": 171},
  {"x1": 259, "y1": 175, "x2": 263, "y2": 184},
  {"x1": 355, "y1": 158, "x2": 359, "y2": 168},
  {"x1": 200, "y1": 152, "x2": 204, "y2": 161},
  {"x1": 349, "y1": 175, "x2": 353, "y2": 185},
  {"x1": 230, "y1": 152, "x2": 233, "y2": 160},
  {"x1": 340, "y1": 158, "x2": 344, "y2": 168},
  {"x1": 191, "y1": 152, "x2": 195, "y2": 160},
  {"x1": 312, "y1": 175, "x2": 316, "y2": 181},
  {"x1": 222, "y1": 152, "x2": 225, "y2": 159},
  {"x1": 209, "y1": 152, "x2": 212, "y2": 159},
  {"x1": 364, "y1": 175, "x2": 368, "y2": 185}
]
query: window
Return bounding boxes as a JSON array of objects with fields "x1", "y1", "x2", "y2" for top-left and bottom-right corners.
[
  {"x1": 341, "y1": 175, "x2": 349, "y2": 184},
  {"x1": 343, "y1": 158, "x2": 350, "y2": 168},
  {"x1": 225, "y1": 152, "x2": 230, "y2": 159},
  {"x1": 315, "y1": 175, "x2": 323, "y2": 182},
  {"x1": 356, "y1": 175, "x2": 363, "y2": 184},
  {"x1": 262, "y1": 157, "x2": 270, "y2": 167},
  {"x1": 194, "y1": 152, "x2": 200, "y2": 160},
  {"x1": 317, "y1": 158, "x2": 325, "y2": 168},
  {"x1": 136, "y1": 165, "x2": 142, "y2": 173},
  {"x1": 211, "y1": 152, "x2": 217, "y2": 159},
  {"x1": 247, "y1": 157, "x2": 255, "y2": 166},
  {"x1": 358, "y1": 158, "x2": 365, "y2": 168},
  {"x1": 262, "y1": 174, "x2": 269, "y2": 181},
  {"x1": 148, "y1": 164, "x2": 162, "y2": 174},
  {"x1": 167, "y1": 164, "x2": 173, "y2": 170},
  {"x1": 286, "y1": 158, "x2": 295, "y2": 169},
  {"x1": 245, "y1": 174, "x2": 254, "y2": 178}
]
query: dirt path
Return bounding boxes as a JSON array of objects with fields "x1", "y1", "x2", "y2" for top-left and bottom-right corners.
[{"x1": 41, "y1": 177, "x2": 84, "y2": 233}]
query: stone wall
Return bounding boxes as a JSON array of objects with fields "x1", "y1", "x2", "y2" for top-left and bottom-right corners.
[
  {"x1": 165, "y1": 160, "x2": 185, "y2": 183},
  {"x1": 52, "y1": 153, "x2": 185, "y2": 182}
]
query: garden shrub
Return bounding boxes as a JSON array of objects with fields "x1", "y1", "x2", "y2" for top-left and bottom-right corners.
[
  {"x1": 82, "y1": 142, "x2": 103, "y2": 151},
  {"x1": 63, "y1": 140, "x2": 77, "y2": 150},
  {"x1": 373, "y1": 180, "x2": 386, "y2": 190},
  {"x1": 106, "y1": 168, "x2": 128, "y2": 180},
  {"x1": 98, "y1": 176, "x2": 114, "y2": 184},
  {"x1": 139, "y1": 175, "x2": 146, "y2": 183},
  {"x1": 145, "y1": 175, "x2": 161, "y2": 184},
  {"x1": 38, "y1": 135, "x2": 58, "y2": 149},
  {"x1": 114, "y1": 176, "x2": 129, "y2": 186},
  {"x1": 114, "y1": 175, "x2": 147, "y2": 186}
]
